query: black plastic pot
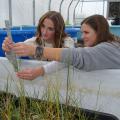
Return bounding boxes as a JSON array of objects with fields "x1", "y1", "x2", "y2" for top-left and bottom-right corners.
[
  {"x1": 0, "y1": 91, "x2": 119, "y2": 120},
  {"x1": 71, "y1": 107, "x2": 119, "y2": 120},
  {"x1": 17, "y1": 97, "x2": 119, "y2": 120}
]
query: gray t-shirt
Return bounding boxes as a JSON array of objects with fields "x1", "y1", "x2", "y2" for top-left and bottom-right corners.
[{"x1": 61, "y1": 42, "x2": 120, "y2": 71}]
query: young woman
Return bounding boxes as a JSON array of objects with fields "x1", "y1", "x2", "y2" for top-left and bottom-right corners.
[
  {"x1": 3, "y1": 14, "x2": 120, "y2": 79},
  {"x1": 39, "y1": 14, "x2": 120, "y2": 71},
  {"x1": 2, "y1": 11, "x2": 74, "y2": 80}
]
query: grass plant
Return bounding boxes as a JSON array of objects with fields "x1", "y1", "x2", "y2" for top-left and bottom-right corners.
[{"x1": 0, "y1": 59, "x2": 115, "y2": 120}]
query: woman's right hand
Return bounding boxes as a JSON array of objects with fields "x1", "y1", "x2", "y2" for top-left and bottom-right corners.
[
  {"x1": 2, "y1": 37, "x2": 13, "y2": 52},
  {"x1": 16, "y1": 67, "x2": 45, "y2": 80}
]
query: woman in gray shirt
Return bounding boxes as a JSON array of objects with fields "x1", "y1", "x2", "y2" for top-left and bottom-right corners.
[
  {"x1": 40, "y1": 15, "x2": 120, "y2": 71},
  {"x1": 3, "y1": 14, "x2": 120, "y2": 72}
]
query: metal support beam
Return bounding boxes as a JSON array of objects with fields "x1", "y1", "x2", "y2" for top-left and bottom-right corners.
[
  {"x1": 73, "y1": 0, "x2": 81, "y2": 25},
  {"x1": 102, "y1": 0, "x2": 105, "y2": 16},
  {"x1": 67, "y1": 0, "x2": 74, "y2": 24},
  {"x1": 48, "y1": 0, "x2": 52, "y2": 11},
  {"x1": 8, "y1": 0, "x2": 12, "y2": 26},
  {"x1": 33, "y1": 0, "x2": 35, "y2": 25},
  {"x1": 59, "y1": 0, "x2": 64, "y2": 13}
]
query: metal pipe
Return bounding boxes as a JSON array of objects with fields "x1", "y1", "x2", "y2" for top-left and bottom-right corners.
[
  {"x1": 33, "y1": 0, "x2": 35, "y2": 26},
  {"x1": 102, "y1": 0, "x2": 105, "y2": 16},
  {"x1": 73, "y1": 0, "x2": 81, "y2": 25},
  {"x1": 67, "y1": 0, "x2": 74, "y2": 24},
  {"x1": 59, "y1": 0, "x2": 64, "y2": 13},
  {"x1": 48, "y1": 0, "x2": 52, "y2": 11},
  {"x1": 8, "y1": 0, "x2": 12, "y2": 26}
]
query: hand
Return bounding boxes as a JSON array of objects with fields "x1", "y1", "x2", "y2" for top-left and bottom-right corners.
[
  {"x1": 12, "y1": 43, "x2": 36, "y2": 57},
  {"x1": 16, "y1": 67, "x2": 44, "y2": 80},
  {"x1": 2, "y1": 37, "x2": 14, "y2": 52}
]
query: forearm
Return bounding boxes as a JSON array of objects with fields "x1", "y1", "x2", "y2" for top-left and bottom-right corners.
[
  {"x1": 43, "y1": 61, "x2": 66, "y2": 74},
  {"x1": 43, "y1": 48, "x2": 63, "y2": 61}
]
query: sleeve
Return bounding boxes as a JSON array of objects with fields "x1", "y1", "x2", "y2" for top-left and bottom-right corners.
[
  {"x1": 23, "y1": 37, "x2": 37, "y2": 46},
  {"x1": 42, "y1": 61, "x2": 66, "y2": 74},
  {"x1": 60, "y1": 43, "x2": 120, "y2": 71},
  {"x1": 23, "y1": 37, "x2": 37, "y2": 59},
  {"x1": 64, "y1": 37, "x2": 75, "y2": 48},
  {"x1": 60, "y1": 48, "x2": 85, "y2": 70}
]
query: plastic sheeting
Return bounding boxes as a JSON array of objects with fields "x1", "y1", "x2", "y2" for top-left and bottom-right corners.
[{"x1": 0, "y1": 57, "x2": 120, "y2": 119}]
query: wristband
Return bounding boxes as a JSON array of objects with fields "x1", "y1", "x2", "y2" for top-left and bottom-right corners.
[{"x1": 35, "y1": 46, "x2": 44, "y2": 60}]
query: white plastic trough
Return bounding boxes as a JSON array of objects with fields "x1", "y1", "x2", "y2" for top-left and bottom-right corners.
[{"x1": 0, "y1": 57, "x2": 120, "y2": 119}]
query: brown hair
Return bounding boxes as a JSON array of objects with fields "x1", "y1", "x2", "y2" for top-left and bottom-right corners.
[
  {"x1": 81, "y1": 14, "x2": 120, "y2": 45},
  {"x1": 36, "y1": 11, "x2": 67, "y2": 48}
]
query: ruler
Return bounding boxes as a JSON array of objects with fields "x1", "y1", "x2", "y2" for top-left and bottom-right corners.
[{"x1": 5, "y1": 20, "x2": 19, "y2": 72}]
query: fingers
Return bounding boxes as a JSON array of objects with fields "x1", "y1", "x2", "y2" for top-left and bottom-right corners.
[
  {"x1": 2, "y1": 37, "x2": 34, "y2": 57},
  {"x1": 16, "y1": 69, "x2": 34, "y2": 80},
  {"x1": 16, "y1": 67, "x2": 43, "y2": 80},
  {"x1": 2, "y1": 37, "x2": 26, "y2": 56},
  {"x1": 2, "y1": 42, "x2": 10, "y2": 52},
  {"x1": 11, "y1": 43, "x2": 29, "y2": 56},
  {"x1": 12, "y1": 43, "x2": 32, "y2": 56},
  {"x1": 12, "y1": 43, "x2": 26, "y2": 56},
  {"x1": 17, "y1": 69, "x2": 31, "y2": 76},
  {"x1": 5, "y1": 37, "x2": 13, "y2": 44},
  {"x1": 2, "y1": 37, "x2": 13, "y2": 52},
  {"x1": 16, "y1": 72, "x2": 33, "y2": 80}
]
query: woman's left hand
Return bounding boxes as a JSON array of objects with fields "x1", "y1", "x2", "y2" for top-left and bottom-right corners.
[
  {"x1": 12, "y1": 42, "x2": 36, "y2": 57},
  {"x1": 16, "y1": 67, "x2": 44, "y2": 80}
]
